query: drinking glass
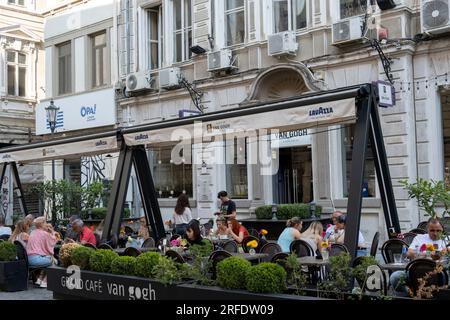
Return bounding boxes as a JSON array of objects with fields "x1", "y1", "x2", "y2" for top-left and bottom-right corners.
[{"x1": 393, "y1": 253, "x2": 402, "y2": 264}]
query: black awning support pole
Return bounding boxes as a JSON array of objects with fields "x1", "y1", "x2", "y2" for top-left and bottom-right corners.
[
  {"x1": 369, "y1": 91, "x2": 401, "y2": 236},
  {"x1": 11, "y1": 161, "x2": 28, "y2": 217},
  {"x1": 132, "y1": 146, "x2": 165, "y2": 242},
  {"x1": 0, "y1": 163, "x2": 7, "y2": 217},
  {"x1": 102, "y1": 145, "x2": 129, "y2": 243},
  {"x1": 345, "y1": 85, "x2": 372, "y2": 260}
]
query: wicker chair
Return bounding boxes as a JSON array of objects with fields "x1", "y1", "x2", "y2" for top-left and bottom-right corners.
[
  {"x1": 289, "y1": 239, "x2": 314, "y2": 257},
  {"x1": 401, "y1": 232, "x2": 417, "y2": 246},
  {"x1": 208, "y1": 250, "x2": 232, "y2": 280},
  {"x1": 259, "y1": 242, "x2": 282, "y2": 262},
  {"x1": 329, "y1": 243, "x2": 349, "y2": 257},
  {"x1": 221, "y1": 240, "x2": 238, "y2": 253},
  {"x1": 142, "y1": 237, "x2": 156, "y2": 248},
  {"x1": 370, "y1": 232, "x2": 380, "y2": 257},
  {"x1": 97, "y1": 243, "x2": 114, "y2": 250},
  {"x1": 381, "y1": 239, "x2": 408, "y2": 264},
  {"x1": 165, "y1": 250, "x2": 186, "y2": 264},
  {"x1": 406, "y1": 258, "x2": 448, "y2": 296},
  {"x1": 122, "y1": 247, "x2": 141, "y2": 257}
]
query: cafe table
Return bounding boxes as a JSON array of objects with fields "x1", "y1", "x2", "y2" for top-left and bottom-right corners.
[{"x1": 297, "y1": 256, "x2": 330, "y2": 284}]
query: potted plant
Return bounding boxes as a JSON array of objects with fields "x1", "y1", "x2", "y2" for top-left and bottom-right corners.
[{"x1": 0, "y1": 241, "x2": 27, "y2": 292}]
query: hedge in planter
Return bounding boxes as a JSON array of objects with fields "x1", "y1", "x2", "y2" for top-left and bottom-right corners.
[
  {"x1": 71, "y1": 246, "x2": 95, "y2": 270},
  {"x1": 352, "y1": 256, "x2": 378, "y2": 288},
  {"x1": 246, "y1": 262, "x2": 287, "y2": 294},
  {"x1": 151, "y1": 256, "x2": 182, "y2": 285},
  {"x1": 217, "y1": 257, "x2": 251, "y2": 290},
  {"x1": 111, "y1": 256, "x2": 137, "y2": 276},
  {"x1": 135, "y1": 252, "x2": 161, "y2": 278},
  {"x1": 255, "y1": 204, "x2": 322, "y2": 220},
  {"x1": 90, "y1": 249, "x2": 119, "y2": 273},
  {"x1": 0, "y1": 241, "x2": 17, "y2": 262},
  {"x1": 59, "y1": 243, "x2": 82, "y2": 268}
]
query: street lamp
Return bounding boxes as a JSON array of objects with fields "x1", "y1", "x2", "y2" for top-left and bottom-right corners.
[
  {"x1": 45, "y1": 100, "x2": 59, "y2": 225},
  {"x1": 271, "y1": 203, "x2": 278, "y2": 221}
]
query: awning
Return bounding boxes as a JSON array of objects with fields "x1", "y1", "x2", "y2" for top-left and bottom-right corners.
[
  {"x1": 123, "y1": 97, "x2": 357, "y2": 146},
  {"x1": 0, "y1": 135, "x2": 118, "y2": 163}
]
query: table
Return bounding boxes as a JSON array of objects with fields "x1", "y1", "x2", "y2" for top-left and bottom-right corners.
[
  {"x1": 230, "y1": 252, "x2": 268, "y2": 262},
  {"x1": 379, "y1": 262, "x2": 408, "y2": 272},
  {"x1": 297, "y1": 256, "x2": 329, "y2": 285},
  {"x1": 297, "y1": 256, "x2": 330, "y2": 266}
]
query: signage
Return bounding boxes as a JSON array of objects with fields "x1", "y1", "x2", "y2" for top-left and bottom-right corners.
[
  {"x1": 36, "y1": 88, "x2": 116, "y2": 135},
  {"x1": 271, "y1": 129, "x2": 311, "y2": 148},
  {"x1": 376, "y1": 81, "x2": 396, "y2": 108},
  {"x1": 179, "y1": 109, "x2": 202, "y2": 118}
]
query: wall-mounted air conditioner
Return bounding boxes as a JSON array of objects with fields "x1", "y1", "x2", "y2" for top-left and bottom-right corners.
[
  {"x1": 159, "y1": 67, "x2": 181, "y2": 89},
  {"x1": 125, "y1": 70, "x2": 153, "y2": 93},
  {"x1": 267, "y1": 31, "x2": 299, "y2": 57},
  {"x1": 207, "y1": 49, "x2": 233, "y2": 72},
  {"x1": 332, "y1": 16, "x2": 365, "y2": 45},
  {"x1": 421, "y1": 0, "x2": 450, "y2": 34}
]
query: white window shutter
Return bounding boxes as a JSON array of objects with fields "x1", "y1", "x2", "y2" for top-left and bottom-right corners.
[{"x1": 247, "y1": 0, "x2": 256, "y2": 42}]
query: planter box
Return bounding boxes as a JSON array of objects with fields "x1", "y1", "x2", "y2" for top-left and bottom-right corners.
[
  {"x1": 47, "y1": 266, "x2": 183, "y2": 300},
  {"x1": 298, "y1": 288, "x2": 413, "y2": 301},
  {"x1": 0, "y1": 260, "x2": 28, "y2": 292},
  {"x1": 175, "y1": 283, "x2": 330, "y2": 300}
]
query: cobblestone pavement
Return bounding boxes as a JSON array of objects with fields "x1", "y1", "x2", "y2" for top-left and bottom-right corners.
[{"x1": 0, "y1": 287, "x2": 53, "y2": 300}]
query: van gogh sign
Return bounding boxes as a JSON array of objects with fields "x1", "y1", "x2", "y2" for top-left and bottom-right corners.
[
  {"x1": 36, "y1": 88, "x2": 115, "y2": 135},
  {"x1": 271, "y1": 129, "x2": 311, "y2": 148}
]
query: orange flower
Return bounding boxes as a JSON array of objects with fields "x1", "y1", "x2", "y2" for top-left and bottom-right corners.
[
  {"x1": 260, "y1": 229, "x2": 268, "y2": 236},
  {"x1": 247, "y1": 240, "x2": 258, "y2": 248},
  {"x1": 426, "y1": 243, "x2": 435, "y2": 252}
]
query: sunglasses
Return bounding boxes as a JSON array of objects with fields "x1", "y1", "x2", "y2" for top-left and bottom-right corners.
[{"x1": 429, "y1": 229, "x2": 443, "y2": 232}]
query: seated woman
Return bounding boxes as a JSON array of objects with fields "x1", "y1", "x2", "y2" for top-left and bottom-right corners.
[
  {"x1": 226, "y1": 218, "x2": 249, "y2": 244},
  {"x1": 9, "y1": 219, "x2": 30, "y2": 247},
  {"x1": 213, "y1": 217, "x2": 228, "y2": 237},
  {"x1": 26, "y1": 217, "x2": 57, "y2": 288},
  {"x1": 185, "y1": 219, "x2": 204, "y2": 246},
  {"x1": 277, "y1": 217, "x2": 303, "y2": 252},
  {"x1": 299, "y1": 221, "x2": 324, "y2": 254}
]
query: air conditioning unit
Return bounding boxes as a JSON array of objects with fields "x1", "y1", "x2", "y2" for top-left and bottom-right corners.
[
  {"x1": 125, "y1": 71, "x2": 153, "y2": 93},
  {"x1": 421, "y1": 0, "x2": 450, "y2": 34},
  {"x1": 267, "y1": 31, "x2": 299, "y2": 56},
  {"x1": 159, "y1": 67, "x2": 181, "y2": 89},
  {"x1": 207, "y1": 49, "x2": 233, "y2": 72},
  {"x1": 332, "y1": 16, "x2": 364, "y2": 45}
]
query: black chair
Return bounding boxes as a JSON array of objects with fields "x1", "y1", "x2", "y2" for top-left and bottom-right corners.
[
  {"x1": 417, "y1": 221, "x2": 428, "y2": 230},
  {"x1": 381, "y1": 239, "x2": 408, "y2": 264},
  {"x1": 83, "y1": 243, "x2": 97, "y2": 250},
  {"x1": 259, "y1": 242, "x2": 282, "y2": 262},
  {"x1": 406, "y1": 258, "x2": 448, "y2": 296},
  {"x1": 165, "y1": 250, "x2": 186, "y2": 264},
  {"x1": 401, "y1": 232, "x2": 417, "y2": 246},
  {"x1": 124, "y1": 226, "x2": 134, "y2": 236},
  {"x1": 122, "y1": 247, "x2": 141, "y2": 257},
  {"x1": 290, "y1": 239, "x2": 314, "y2": 257},
  {"x1": 370, "y1": 231, "x2": 380, "y2": 257},
  {"x1": 409, "y1": 228, "x2": 427, "y2": 235},
  {"x1": 329, "y1": 243, "x2": 349, "y2": 257},
  {"x1": 241, "y1": 235, "x2": 260, "y2": 253},
  {"x1": 247, "y1": 228, "x2": 260, "y2": 238},
  {"x1": 97, "y1": 243, "x2": 114, "y2": 250},
  {"x1": 14, "y1": 240, "x2": 42, "y2": 286},
  {"x1": 221, "y1": 240, "x2": 238, "y2": 253},
  {"x1": 208, "y1": 250, "x2": 232, "y2": 280},
  {"x1": 142, "y1": 237, "x2": 155, "y2": 248},
  {"x1": 0, "y1": 234, "x2": 10, "y2": 240},
  {"x1": 94, "y1": 233, "x2": 101, "y2": 247},
  {"x1": 200, "y1": 220, "x2": 214, "y2": 236}
]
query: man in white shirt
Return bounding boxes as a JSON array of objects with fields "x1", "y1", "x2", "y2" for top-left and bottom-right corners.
[
  {"x1": 325, "y1": 211, "x2": 343, "y2": 240},
  {"x1": 0, "y1": 215, "x2": 12, "y2": 237}
]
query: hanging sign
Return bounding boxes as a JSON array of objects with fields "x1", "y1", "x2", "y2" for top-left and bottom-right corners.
[{"x1": 376, "y1": 81, "x2": 396, "y2": 108}]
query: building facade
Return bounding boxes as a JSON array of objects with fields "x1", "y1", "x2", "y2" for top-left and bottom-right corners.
[{"x1": 37, "y1": 0, "x2": 450, "y2": 244}]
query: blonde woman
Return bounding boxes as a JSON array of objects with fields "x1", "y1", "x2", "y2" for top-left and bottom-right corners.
[
  {"x1": 9, "y1": 220, "x2": 30, "y2": 247},
  {"x1": 299, "y1": 221, "x2": 324, "y2": 254}
]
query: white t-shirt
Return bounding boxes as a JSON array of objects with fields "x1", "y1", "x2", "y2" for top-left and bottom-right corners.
[
  {"x1": 173, "y1": 207, "x2": 192, "y2": 225},
  {"x1": 410, "y1": 234, "x2": 447, "y2": 251},
  {"x1": 331, "y1": 229, "x2": 366, "y2": 247},
  {"x1": 0, "y1": 226, "x2": 12, "y2": 236}
]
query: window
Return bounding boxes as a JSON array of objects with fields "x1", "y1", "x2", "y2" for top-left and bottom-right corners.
[
  {"x1": 146, "y1": 6, "x2": 162, "y2": 69},
  {"x1": 8, "y1": 0, "x2": 25, "y2": 5},
  {"x1": 57, "y1": 42, "x2": 72, "y2": 95},
  {"x1": 340, "y1": 0, "x2": 368, "y2": 19},
  {"x1": 341, "y1": 125, "x2": 375, "y2": 198},
  {"x1": 173, "y1": 0, "x2": 192, "y2": 63},
  {"x1": 91, "y1": 32, "x2": 108, "y2": 88},
  {"x1": 149, "y1": 145, "x2": 193, "y2": 198},
  {"x1": 273, "y1": 0, "x2": 307, "y2": 33},
  {"x1": 225, "y1": 0, "x2": 245, "y2": 46},
  {"x1": 6, "y1": 51, "x2": 26, "y2": 97},
  {"x1": 225, "y1": 138, "x2": 248, "y2": 199},
  {"x1": 442, "y1": 93, "x2": 450, "y2": 176}
]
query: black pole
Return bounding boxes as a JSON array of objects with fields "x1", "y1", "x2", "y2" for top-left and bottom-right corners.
[
  {"x1": 0, "y1": 163, "x2": 7, "y2": 218},
  {"x1": 10, "y1": 162, "x2": 28, "y2": 217}
]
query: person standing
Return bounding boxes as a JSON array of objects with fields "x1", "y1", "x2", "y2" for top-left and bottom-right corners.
[
  {"x1": 215, "y1": 191, "x2": 237, "y2": 221},
  {"x1": 172, "y1": 193, "x2": 192, "y2": 236}
]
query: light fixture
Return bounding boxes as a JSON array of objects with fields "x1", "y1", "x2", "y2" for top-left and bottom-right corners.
[
  {"x1": 376, "y1": 0, "x2": 396, "y2": 10},
  {"x1": 190, "y1": 45, "x2": 206, "y2": 55},
  {"x1": 45, "y1": 100, "x2": 59, "y2": 134}
]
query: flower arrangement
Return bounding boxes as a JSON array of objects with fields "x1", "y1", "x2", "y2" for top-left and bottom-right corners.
[
  {"x1": 320, "y1": 240, "x2": 329, "y2": 250},
  {"x1": 420, "y1": 243, "x2": 437, "y2": 253},
  {"x1": 259, "y1": 229, "x2": 268, "y2": 239},
  {"x1": 246, "y1": 240, "x2": 258, "y2": 255},
  {"x1": 170, "y1": 238, "x2": 181, "y2": 247}
]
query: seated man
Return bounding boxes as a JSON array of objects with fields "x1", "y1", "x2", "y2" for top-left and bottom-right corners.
[
  {"x1": 68, "y1": 219, "x2": 97, "y2": 247},
  {"x1": 390, "y1": 218, "x2": 448, "y2": 295},
  {"x1": 331, "y1": 215, "x2": 367, "y2": 256}
]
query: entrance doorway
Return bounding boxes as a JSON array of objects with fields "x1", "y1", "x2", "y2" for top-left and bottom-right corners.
[{"x1": 276, "y1": 146, "x2": 313, "y2": 204}]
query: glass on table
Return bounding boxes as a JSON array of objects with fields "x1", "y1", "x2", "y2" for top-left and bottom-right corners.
[{"x1": 393, "y1": 253, "x2": 402, "y2": 264}]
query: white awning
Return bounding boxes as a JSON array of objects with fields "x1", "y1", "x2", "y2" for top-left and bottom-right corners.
[
  {"x1": 0, "y1": 136, "x2": 118, "y2": 163},
  {"x1": 123, "y1": 98, "x2": 356, "y2": 146}
]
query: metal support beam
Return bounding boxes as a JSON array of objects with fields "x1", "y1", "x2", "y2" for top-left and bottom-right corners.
[
  {"x1": 345, "y1": 85, "x2": 372, "y2": 260},
  {"x1": 132, "y1": 146, "x2": 165, "y2": 242},
  {"x1": 10, "y1": 162, "x2": 28, "y2": 217}
]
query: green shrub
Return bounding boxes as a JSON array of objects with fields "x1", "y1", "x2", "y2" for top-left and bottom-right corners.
[
  {"x1": 0, "y1": 241, "x2": 17, "y2": 261},
  {"x1": 71, "y1": 246, "x2": 95, "y2": 270},
  {"x1": 111, "y1": 256, "x2": 137, "y2": 276},
  {"x1": 90, "y1": 249, "x2": 119, "y2": 273},
  {"x1": 246, "y1": 263, "x2": 287, "y2": 294},
  {"x1": 135, "y1": 252, "x2": 161, "y2": 278},
  {"x1": 352, "y1": 256, "x2": 378, "y2": 287},
  {"x1": 255, "y1": 204, "x2": 322, "y2": 220},
  {"x1": 318, "y1": 252, "x2": 353, "y2": 294},
  {"x1": 189, "y1": 239, "x2": 214, "y2": 258},
  {"x1": 59, "y1": 243, "x2": 82, "y2": 267},
  {"x1": 152, "y1": 256, "x2": 182, "y2": 285},
  {"x1": 217, "y1": 257, "x2": 251, "y2": 290}
]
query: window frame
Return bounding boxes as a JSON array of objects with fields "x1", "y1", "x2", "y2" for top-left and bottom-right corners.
[
  {"x1": 224, "y1": 0, "x2": 246, "y2": 47},
  {"x1": 90, "y1": 31, "x2": 108, "y2": 89},
  {"x1": 7, "y1": 0, "x2": 25, "y2": 6},
  {"x1": 225, "y1": 136, "x2": 250, "y2": 200},
  {"x1": 172, "y1": 0, "x2": 192, "y2": 64},
  {"x1": 271, "y1": 0, "x2": 308, "y2": 34},
  {"x1": 6, "y1": 50, "x2": 27, "y2": 98},
  {"x1": 338, "y1": 0, "x2": 369, "y2": 20},
  {"x1": 56, "y1": 41, "x2": 72, "y2": 96},
  {"x1": 145, "y1": 5, "x2": 163, "y2": 70}
]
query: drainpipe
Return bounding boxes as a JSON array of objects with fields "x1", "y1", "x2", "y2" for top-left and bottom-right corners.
[{"x1": 125, "y1": 0, "x2": 131, "y2": 75}]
